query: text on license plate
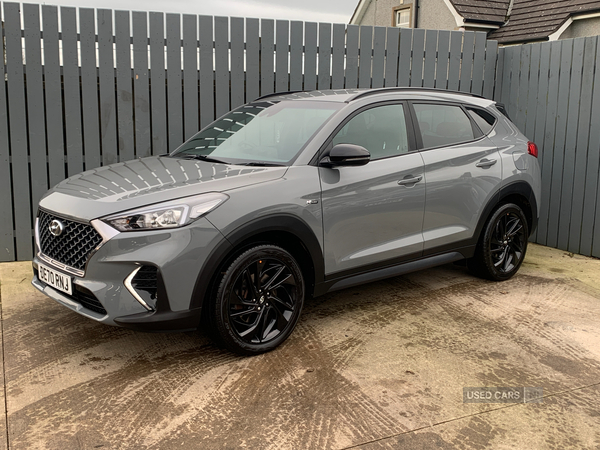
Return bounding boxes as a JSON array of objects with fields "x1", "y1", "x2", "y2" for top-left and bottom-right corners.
[{"x1": 38, "y1": 263, "x2": 73, "y2": 295}]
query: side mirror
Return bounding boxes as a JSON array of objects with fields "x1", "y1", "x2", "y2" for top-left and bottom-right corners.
[{"x1": 320, "y1": 144, "x2": 370, "y2": 167}]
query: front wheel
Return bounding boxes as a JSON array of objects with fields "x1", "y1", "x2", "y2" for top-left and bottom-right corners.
[
  {"x1": 468, "y1": 203, "x2": 529, "y2": 281},
  {"x1": 210, "y1": 245, "x2": 305, "y2": 355}
]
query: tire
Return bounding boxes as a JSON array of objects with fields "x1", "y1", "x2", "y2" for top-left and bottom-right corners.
[
  {"x1": 210, "y1": 245, "x2": 305, "y2": 355},
  {"x1": 467, "y1": 203, "x2": 529, "y2": 281}
]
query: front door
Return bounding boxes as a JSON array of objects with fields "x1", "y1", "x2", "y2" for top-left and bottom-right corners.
[{"x1": 319, "y1": 103, "x2": 426, "y2": 276}]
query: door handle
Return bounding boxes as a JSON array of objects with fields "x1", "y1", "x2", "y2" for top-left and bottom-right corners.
[
  {"x1": 398, "y1": 175, "x2": 423, "y2": 186},
  {"x1": 476, "y1": 158, "x2": 497, "y2": 168}
]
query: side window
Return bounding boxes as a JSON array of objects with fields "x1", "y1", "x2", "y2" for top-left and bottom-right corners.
[
  {"x1": 467, "y1": 107, "x2": 497, "y2": 135},
  {"x1": 413, "y1": 103, "x2": 476, "y2": 149},
  {"x1": 332, "y1": 104, "x2": 409, "y2": 160}
]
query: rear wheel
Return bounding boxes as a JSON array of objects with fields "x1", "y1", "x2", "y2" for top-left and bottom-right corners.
[
  {"x1": 210, "y1": 245, "x2": 304, "y2": 355},
  {"x1": 468, "y1": 203, "x2": 529, "y2": 281}
]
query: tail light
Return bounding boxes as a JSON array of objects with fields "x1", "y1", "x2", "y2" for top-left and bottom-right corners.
[{"x1": 527, "y1": 141, "x2": 538, "y2": 158}]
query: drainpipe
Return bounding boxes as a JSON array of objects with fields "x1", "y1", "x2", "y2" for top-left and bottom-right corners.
[{"x1": 414, "y1": 0, "x2": 419, "y2": 28}]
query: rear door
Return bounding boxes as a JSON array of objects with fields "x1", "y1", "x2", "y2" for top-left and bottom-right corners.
[
  {"x1": 410, "y1": 102, "x2": 502, "y2": 254},
  {"x1": 319, "y1": 102, "x2": 426, "y2": 276}
]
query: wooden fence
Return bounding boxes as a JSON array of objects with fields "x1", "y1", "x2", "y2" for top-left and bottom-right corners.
[
  {"x1": 2, "y1": 2, "x2": 499, "y2": 261},
  {"x1": 498, "y1": 37, "x2": 600, "y2": 257}
]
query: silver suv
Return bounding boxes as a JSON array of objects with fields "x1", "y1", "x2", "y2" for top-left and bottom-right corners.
[{"x1": 32, "y1": 88, "x2": 541, "y2": 354}]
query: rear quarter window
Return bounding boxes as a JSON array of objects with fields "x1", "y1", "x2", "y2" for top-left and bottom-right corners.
[{"x1": 467, "y1": 108, "x2": 497, "y2": 135}]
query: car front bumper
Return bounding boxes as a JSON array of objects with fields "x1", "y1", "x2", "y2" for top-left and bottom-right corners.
[{"x1": 32, "y1": 215, "x2": 228, "y2": 332}]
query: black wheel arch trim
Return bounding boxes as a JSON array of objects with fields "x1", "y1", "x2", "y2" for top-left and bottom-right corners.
[
  {"x1": 190, "y1": 214, "x2": 324, "y2": 313},
  {"x1": 471, "y1": 181, "x2": 537, "y2": 246}
]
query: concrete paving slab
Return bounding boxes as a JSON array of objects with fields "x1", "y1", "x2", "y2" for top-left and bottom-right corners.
[{"x1": 0, "y1": 244, "x2": 599, "y2": 449}]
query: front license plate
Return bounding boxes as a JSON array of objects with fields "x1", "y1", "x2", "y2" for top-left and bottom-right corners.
[{"x1": 38, "y1": 263, "x2": 73, "y2": 295}]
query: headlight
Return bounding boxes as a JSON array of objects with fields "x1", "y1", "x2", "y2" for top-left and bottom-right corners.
[{"x1": 103, "y1": 192, "x2": 229, "y2": 231}]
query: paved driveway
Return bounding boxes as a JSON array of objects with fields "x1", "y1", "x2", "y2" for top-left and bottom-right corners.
[{"x1": 0, "y1": 244, "x2": 599, "y2": 449}]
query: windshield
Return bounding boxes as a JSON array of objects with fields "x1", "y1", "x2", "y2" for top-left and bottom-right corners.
[{"x1": 170, "y1": 100, "x2": 342, "y2": 165}]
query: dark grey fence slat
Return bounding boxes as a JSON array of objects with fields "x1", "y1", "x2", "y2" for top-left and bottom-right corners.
[
  {"x1": 231, "y1": 17, "x2": 245, "y2": 107},
  {"x1": 42, "y1": 5, "x2": 65, "y2": 186},
  {"x1": 215, "y1": 16, "x2": 230, "y2": 117},
  {"x1": 546, "y1": 39, "x2": 574, "y2": 249},
  {"x1": 80, "y1": 8, "x2": 101, "y2": 168},
  {"x1": 332, "y1": 24, "x2": 346, "y2": 89},
  {"x1": 558, "y1": 38, "x2": 585, "y2": 251},
  {"x1": 183, "y1": 14, "x2": 199, "y2": 139},
  {"x1": 289, "y1": 21, "x2": 304, "y2": 90},
  {"x1": 199, "y1": 15, "x2": 215, "y2": 126},
  {"x1": 62, "y1": 6, "x2": 84, "y2": 174},
  {"x1": 245, "y1": 18, "x2": 260, "y2": 102},
  {"x1": 436, "y1": 30, "x2": 450, "y2": 90},
  {"x1": 166, "y1": 13, "x2": 183, "y2": 150},
  {"x1": 515, "y1": 45, "x2": 530, "y2": 132},
  {"x1": 149, "y1": 12, "x2": 167, "y2": 154},
  {"x1": 423, "y1": 30, "x2": 437, "y2": 88},
  {"x1": 410, "y1": 28, "x2": 425, "y2": 87},
  {"x1": 0, "y1": 2, "x2": 15, "y2": 260},
  {"x1": 276, "y1": 20, "x2": 290, "y2": 92},
  {"x1": 507, "y1": 46, "x2": 521, "y2": 120},
  {"x1": 358, "y1": 26, "x2": 373, "y2": 88},
  {"x1": 23, "y1": 3, "x2": 48, "y2": 222},
  {"x1": 582, "y1": 37, "x2": 600, "y2": 256},
  {"x1": 530, "y1": 42, "x2": 551, "y2": 243},
  {"x1": 4, "y1": 2, "x2": 32, "y2": 258},
  {"x1": 483, "y1": 39, "x2": 498, "y2": 99},
  {"x1": 524, "y1": 43, "x2": 541, "y2": 139},
  {"x1": 304, "y1": 22, "x2": 318, "y2": 90},
  {"x1": 447, "y1": 31, "x2": 462, "y2": 91},
  {"x1": 384, "y1": 27, "x2": 400, "y2": 88},
  {"x1": 133, "y1": 11, "x2": 151, "y2": 158},
  {"x1": 537, "y1": 42, "x2": 562, "y2": 244},
  {"x1": 371, "y1": 27, "x2": 386, "y2": 89},
  {"x1": 345, "y1": 25, "x2": 360, "y2": 88},
  {"x1": 115, "y1": 10, "x2": 135, "y2": 162},
  {"x1": 471, "y1": 32, "x2": 486, "y2": 96},
  {"x1": 98, "y1": 9, "x2": 118, "y2": 164},
  {"x1": 459, "y1": 31, "x2": 474, "y2": 92},
  {"x1": 493, "y1": 47, "x2": 505, "y2": 102},
  {"x1": 318, "y1": 23, "x2": 332, "y2": 89},
  {"x1": 569, "y1": 37, "x2": 597, "y2": 254},
  {"x1": 261, "y1": 19, "x2": 275, "y2": 95}
]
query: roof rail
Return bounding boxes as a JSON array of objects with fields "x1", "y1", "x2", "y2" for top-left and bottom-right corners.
[
  {"x1": 347, "y1": 87, "x2": 487, "y2": 102},
  {"x1": 254, "y1": 91, "x2": 304, "y2": 101}
]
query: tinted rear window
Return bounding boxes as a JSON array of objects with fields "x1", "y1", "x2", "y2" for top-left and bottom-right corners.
[{"x1": 413, "y1": 103, "x2": 475, "y2": 149}]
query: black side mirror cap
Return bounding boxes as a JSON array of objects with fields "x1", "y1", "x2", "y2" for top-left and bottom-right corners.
[{"x1": 320, "y1": 143, "x2": 370, "y2": 167}]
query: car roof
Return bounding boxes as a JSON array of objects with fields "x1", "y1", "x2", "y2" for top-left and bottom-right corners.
[{"x1": 256, "y1": 88, "x2": 495, "y2": 109}]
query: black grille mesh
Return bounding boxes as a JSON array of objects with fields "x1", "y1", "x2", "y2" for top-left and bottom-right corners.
[
  {"x1": 72, "y1": 285, "x2": 108, "y2": 315},
  {"x1": 38, "y1": 210, "x2": 103, "y2": 272},
  {"x1": 132, "y1": 266, "x2": 158, "y2": 301}
]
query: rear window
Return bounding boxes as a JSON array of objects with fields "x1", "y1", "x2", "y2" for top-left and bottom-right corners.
[
  {"x1": 413, "y1": 103, "x2": 475, "y2": 149},
  {"x1": 467, "y1": 107, "x2": 497, "y2": 135}
]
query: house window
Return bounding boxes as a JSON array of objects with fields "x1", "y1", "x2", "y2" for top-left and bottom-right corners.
[{"x1": 393, "y1": 5, "x2": 412, "y2": 28}]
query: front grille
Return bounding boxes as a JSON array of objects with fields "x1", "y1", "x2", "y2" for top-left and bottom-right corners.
[
  {"x1": 131, "y1": 266, "x2": 158, "y2": 302},
  {"x1": 38, "y1": 210, "x2": 103, "y2": 272},
  {"x1": 72, "y1": 285, "x2": 108, "y2": 315}
]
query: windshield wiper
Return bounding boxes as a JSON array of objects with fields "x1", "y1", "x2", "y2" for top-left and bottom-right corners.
[
  {"x1": 176, "y1": 154, "x2": 229, "y2": 164},
  {"x1": 236, "y1": 162, "x2": 286, "y2": 167}
]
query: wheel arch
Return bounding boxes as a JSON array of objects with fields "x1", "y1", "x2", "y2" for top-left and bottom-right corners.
[
  {"x1": 476, "y1": 181, "x2": 538, "y2": 243},
  {"x1": 191, "y1": 214, "x2": 324, "y2": 316}
]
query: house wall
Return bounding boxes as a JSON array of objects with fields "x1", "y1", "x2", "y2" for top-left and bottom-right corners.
[
  {"x1": 358, "y1": 0, "x2": 398, "y2": 27},
  {"x1": 417, "y1": 0, "x2": 458, "y2": 30},
  {"x1": 355, "y1": 0, "x2": 457, "y2": 30},
  {"x1": 560, "y1": 16, "x2": 600, "y2": 40}
]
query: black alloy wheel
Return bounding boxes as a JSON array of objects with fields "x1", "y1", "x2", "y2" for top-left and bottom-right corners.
[
  {"x1": 468, "y1": 203, "x2": 529, "y2": 281},
  {"x1": 211, "y1": 245, "x2": 304, "y2": 355}
]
